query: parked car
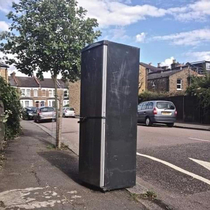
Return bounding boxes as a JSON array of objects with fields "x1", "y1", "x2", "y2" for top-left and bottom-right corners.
[
  {"x1": 137, "y1": 100, "x2": 177, "y2": 127},
  {"x1": 34, "y1": 107, "x2": 56, "y2": 123},
  {"x1": 63, "y1": 107, "x2": 75, "y2": 118},
  {"x1": 22, "y1": 107, "x2": 37, "y2": 120}
]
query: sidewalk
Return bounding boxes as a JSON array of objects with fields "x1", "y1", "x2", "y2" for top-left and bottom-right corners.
[
  {"x1": 0, "y1": 121, "x2": 147, "y2": 210},
  {"x1": 174, "y1": 122, "x2": 210, "y2": 131}
]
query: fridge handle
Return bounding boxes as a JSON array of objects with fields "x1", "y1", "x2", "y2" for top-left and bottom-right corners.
[{"x1": 78, "y1": 116, "x2": 106, "y2": 123}]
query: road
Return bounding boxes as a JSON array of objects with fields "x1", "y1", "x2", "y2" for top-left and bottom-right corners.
[{"x1": 37, "y1": 118, "x2": 210, "y2": 210}]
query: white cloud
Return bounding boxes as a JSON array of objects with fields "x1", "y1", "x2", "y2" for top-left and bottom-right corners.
[
  {"x1": 168, "y1": 0, "x2": 210, "y2": 22},
  {"x1": 160, "y1": 56, "x2": 175, "y2": 67},
  {"x1": 135, "y1": 32, "x2": 146, "y2": 43},
  {"x1": 104, "y1": 27, "x2": 129, "y2": 40},
  {"x1": 78, "y1": 0, "x2": 167, "y2": 27},
  {"x1": 0, "y1": 0, "x2": 19, "y2": 13},
  {"x1": 186, "y1": 51, "x2": 210, "y2": 61},
  {"x1": 153, "y1": 29, "x2": 210, "y2": 46},
  {"x1": 0, "y1": 21, "x2": 9, "y2": 31},
  {"x1": 0, "y1": 52, "x2": 54, "y2": 78}
]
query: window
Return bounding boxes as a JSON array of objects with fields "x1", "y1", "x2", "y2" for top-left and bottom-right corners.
[
  {"x1": 64, "y1": 90, "x2": 68, "y2": 98},
  {"x1": 156, "y1": 102, "x2": 175, "y2": 110},
  {"x1": 21, "y1": 89, "x2": 25, "y2": 96},
  {"x1": 141, "y1": 103, "x2": 146, "y2": 110},
  {"x1": 148, "y1": 102, "x2": 153, "y2": 109},
  {"x1": 34, "y1": 89, "x2": 38, "y2": 97},
  {"x1": 48, "y1": 100, "x2": 55, "y2": 107},
  {"x1": 138, "y1": 104, "x2": 142, "y2": 112},
  {"x1": 26, "y1": 89, "x2": 31, "y2": 97},
  {"x1": 25, "y1": 101, "x2": 29, "y2": 107},
  {"x1": 49, "y1": 90, "x2": 53, "y2": 97},
  {"x1": 177, "y1": 79, "x2": 182, "y2": 90},
  {"x1": 40, "y1": 101, "x2": 45, "y2": 107},
  {"x1": 40, "y1": 107, "x2": 54, "y2": 112},
  {"x1": 63, "y1": 100, "x2": 69, "y2": 106}
]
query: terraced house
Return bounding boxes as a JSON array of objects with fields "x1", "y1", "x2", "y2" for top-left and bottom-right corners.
[{"x1": 9, "y1": 72, "x2": 69, "y2": 108}]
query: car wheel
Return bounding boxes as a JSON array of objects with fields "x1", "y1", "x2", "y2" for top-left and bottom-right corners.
[
  {"x1": 167, "y1": 123, "x2": 174, "y2": 127},
  {"x1": 145, "y1": 117, "x2": 152, "y2": 126}
]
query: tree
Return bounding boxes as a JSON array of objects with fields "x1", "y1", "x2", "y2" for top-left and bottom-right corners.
[
  {"x1": 0, "y1": 0, "x2": 101, "y2": 148},
  {"x1": 0, "y1": 76, "x2": 21, "y2": 140},
  {"x1": 186, "y1": 75, "x2": 210, "y2": 108}
]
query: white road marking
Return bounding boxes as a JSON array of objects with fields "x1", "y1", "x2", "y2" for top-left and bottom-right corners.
[
  {"x1": 188, "y1": 137, "x2": 210, "y2": 142},
  {"x1": 189, "y1": 158, "x2": 210, "y2": 171},
  {"x1": 137, "y1": 153, "x2": 210, "y2": 186}
]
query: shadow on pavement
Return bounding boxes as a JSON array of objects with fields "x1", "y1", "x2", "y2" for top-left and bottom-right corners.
[
  {"x1": 38, "y1": 150, "x2": 80, "y2": 182},
  {"x1": 38, "y1": 150, "x2": 104, "y2": 192}
]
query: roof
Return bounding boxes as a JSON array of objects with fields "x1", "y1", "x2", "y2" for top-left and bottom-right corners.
[
  {"x1": 140, "y1": 62, "x2": 162, "y2": 72},
  {"x1": 148, "y1": 69, "x2": 182, "y2": 80},
  {"x1": 9, "y1": 76, "x2": 68, "y2": 88},
  {"x1": 0, "y1": 62, "x2": 9, "y2": 68},
  {"x1": 39, "y1": 78, "x2": 68, "y2": 88},
  {"x1": 9, "y1": 76, "x2": 39, "y2": 87}
]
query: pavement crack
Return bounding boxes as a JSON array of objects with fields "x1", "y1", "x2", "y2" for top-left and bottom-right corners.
[{"x1": 31, "y1": 169, "x2": 41, "y2": 186}]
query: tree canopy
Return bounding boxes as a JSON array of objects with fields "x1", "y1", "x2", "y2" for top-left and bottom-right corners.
[
  {"x1": 0, "y1": 0, "x2": 101, "y2": 81},
  {"x1": 186, "y1": 75, "x2": 210, "y2": 108}
]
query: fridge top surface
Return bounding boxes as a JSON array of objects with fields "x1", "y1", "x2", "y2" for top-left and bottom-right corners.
[{"x1": 81, "y1": 40, "x2": 139, "y2": 53}]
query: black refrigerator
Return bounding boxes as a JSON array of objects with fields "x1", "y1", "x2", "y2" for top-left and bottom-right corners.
[{"x1": 79, "y1": 40, "x2": 140, "y2": 191}]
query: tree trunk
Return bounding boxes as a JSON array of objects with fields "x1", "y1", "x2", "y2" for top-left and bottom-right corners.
[
  {"x1": 58, "y1": 93, "x2": 64, "y2": 148},
  {"x1": 53, "y1": 75, "x2": 61, "y2": 148}
]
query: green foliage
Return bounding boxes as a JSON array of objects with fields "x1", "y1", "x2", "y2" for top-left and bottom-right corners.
[
  {"x1": 138, "y1": 91, "x2": 170, "y2": 103},
  {"x1": 186, "y1": 76, "x2": 210, "y2": 108},
  {"x1": 0, "y1": 77, "x2": 21, "y2": 140},
  {"x1": 0, "y1": 0, "x2": 101, "y2": 81}
]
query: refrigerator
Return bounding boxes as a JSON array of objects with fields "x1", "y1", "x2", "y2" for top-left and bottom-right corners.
[{"x1": 79, "y1": 40, "x2": 140, "y2": 191}]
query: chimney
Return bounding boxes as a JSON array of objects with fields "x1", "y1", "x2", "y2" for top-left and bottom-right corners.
[
  {"x1": 10, "y1": 71, "x2": 16, "y2": 78},
  {"x1": 10, "y1": 72, "x2": 18, "y2": 85},
  {"x1": 171, "y1": 59, "x2": 177, "y2": 70},
  {"x1": 149, "y1": 62, "x2": 152, "y2": 66},
  {"x1": 157, "y1": 63, "x2": 161, "y2": 68}
]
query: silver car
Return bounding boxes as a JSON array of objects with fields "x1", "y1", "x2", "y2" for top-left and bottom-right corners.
[
  {"x1": 137, "y1": 100, "x2": 177, "y2": 127},
  {"x1": 34, "y1": 106, "x2": 56, "y2": 123},
  {"x1": 63, "y1": 107, "x2": 75, "y2": 118}
]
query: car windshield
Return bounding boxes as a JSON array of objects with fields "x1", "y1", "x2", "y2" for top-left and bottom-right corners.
[
  {"x1": 27, "y1": 107, "x2": 37, "y2": 112},
  {"x1": 156, "y1": 102, "x2": 175, "y2": 110},
  {"x1": 40, "y1": 107, "x2": 54, "y2": 112},
  {"x1": 64, "y1": 107, "x2": 74, "y2": 111}
]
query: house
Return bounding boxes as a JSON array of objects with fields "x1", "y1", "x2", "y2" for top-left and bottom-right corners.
[
  {"x1": 9, "y1": 72, "x2": 69, "y2": 108},
  {"x1": 147, "y1": 64, "x2": 200, "y2": 94},
  {"x1": 187, "y1": 60, "x2": 210, "y2": 75},
  {"x1": 139, "y1": 59, "x2": 207, "y2": 94},
  {"x1": 0, "y1": 62, "x2": 9, "y2": 82},
  {"x1": 139, "y1": 62, "x2": 162, "y2": 93}
]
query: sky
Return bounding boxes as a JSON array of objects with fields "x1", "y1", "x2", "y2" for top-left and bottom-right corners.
[{"x1": 0, "y1": 0, "x2": 210, "y2": 77}]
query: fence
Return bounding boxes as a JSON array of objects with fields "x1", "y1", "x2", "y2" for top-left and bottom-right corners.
[{"x1": 140, "y1": 95, "x2": 210, "y2": 124}]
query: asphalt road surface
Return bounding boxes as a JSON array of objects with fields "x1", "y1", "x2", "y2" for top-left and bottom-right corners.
[{"x1": 37, "y1": 118, "x2": 210, "y2": 210}]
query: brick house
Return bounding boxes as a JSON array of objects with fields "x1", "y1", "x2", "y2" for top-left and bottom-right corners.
[
  {"x1": 0, "y1": 62, "x2": 9, "y2": 82},
  {"x1": 139, "y1": 62, "x2": 162, "y2": 94},
  {"x1": 9, "y1": 72, "x2": 69, "y2": 108},
  {"x1": 147, "y1": 66, "x2": 200, "y2": 94}
]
